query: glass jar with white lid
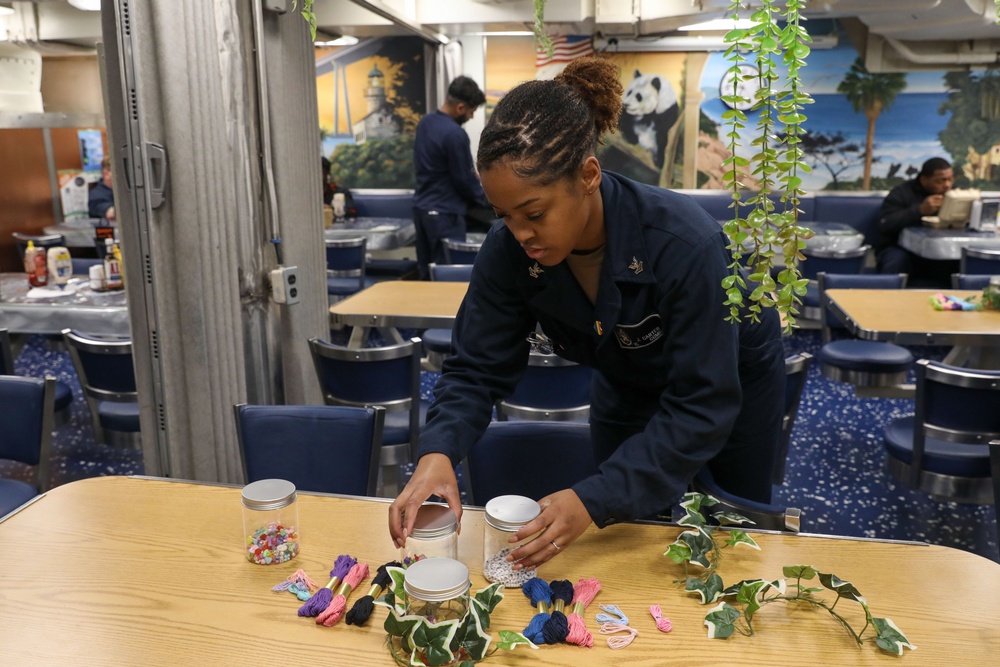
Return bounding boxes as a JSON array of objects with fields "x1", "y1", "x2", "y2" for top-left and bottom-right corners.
[
  {"x1": 241, "y1": 478, "x2": 299, "y2": 565},
  {"x1": 482, "y1": 495, "x2": 540, "y2": 587},
  {"x1": 403, "y1": 557, "x2": 471, "y2": 622},
  {"x1": 401, "y1": 503, "x2": 458, "y2": 565}
]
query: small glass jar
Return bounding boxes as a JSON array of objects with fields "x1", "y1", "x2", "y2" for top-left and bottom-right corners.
[
  {"x1": 401, "y1": 503, "x2": 458, "y2": 565},
  {"x1": 482, "y1": 495, "x2": 540, "y2": 587},
  {"x1": 403, "y1": 557, "x2": 471, "y2": 622},
  {"x1": 241, "y1": 478, "x2": 299, "y2": 565}
]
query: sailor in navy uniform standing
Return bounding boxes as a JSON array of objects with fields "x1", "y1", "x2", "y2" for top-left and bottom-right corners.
[{"x1": 389, "y1": 57, "x2": 784, "y2": 568}]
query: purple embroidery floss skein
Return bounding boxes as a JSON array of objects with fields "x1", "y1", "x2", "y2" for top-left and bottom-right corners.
[{"x1": 298, "y1": 554, "x2": 356, "y2": 617}]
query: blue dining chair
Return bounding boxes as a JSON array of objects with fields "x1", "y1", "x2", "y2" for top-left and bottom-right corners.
[
  {"x1": 326, "y1": 237, "x2": 375, "y2": 300},
  {"x1": 798, "y1": 245, "x2": 870, "y2": 321},
  {"x1": 691, "y1": 466, "x2": 802, "y2": 533},
  {"x1": 882, "y1": 360, "x2": 1000, "y2": 526},
  {"x1": 1, "y1": 328, "x2": 73, "y2": 427},
  {"x1": 443, "y1": 238, "x2": 481, "y2": 265},
  {"x1": 960, "y1": 246, "x2": 1000, "y2": 275},
  {"x1": 817, "y1": 272, "x2": 914, "y2": 392},
  {"x1": 950, "y1": 273, "x2": 992, "y2": 290},
  {"x1": 495, "y1": 350, "x2": 592, "y2": 422},
  {"x1": 62, "y1": 328, "x2": 141, "y2": 448},
  {"x1": 463, "y1": 421, "x2": 596, "y2": 506},
  {"x1": 307, "y1": 336, "x2": 426, "y2": 498},
  {"x1": 234, "y1": 404, "x2": 385, "y2": 497},
  {"x1": 422, "y1": 263, "x2": 474, "y2": 371},
  {"x1": 0, "y1": 375, "x2": 55, "y2": 517},
  {"x1": 773, "y1": 352, "x2": 813, "y2": 485}
]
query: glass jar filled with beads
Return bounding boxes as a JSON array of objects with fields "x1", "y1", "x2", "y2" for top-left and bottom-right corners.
[
  {"x1": 401, "y1": 503, "x2": 458, "y2": 565},
  {"x1": 403, "y1": 557, "x2": 471, "y2": 622},
  {"x1": 241, "y1": 478, "x2": 299, "y2": 565},
  {"x1": 482, "y1": 495, "x2": 540, "y2": 587}
]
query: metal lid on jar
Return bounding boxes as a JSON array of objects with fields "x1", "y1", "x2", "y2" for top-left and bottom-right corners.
[
  {"x1": 404, "y1": 557, "x2": 471, "y2": 602},
  {"x1": 241, "y1": 479, "x2": 297, "y2": 512},
  {"x1": 484, "y1": 495, "x2": 540, "y2": 532},
  {"x1": 411, "y1": 503, "x2": 458, "y2": 539}
]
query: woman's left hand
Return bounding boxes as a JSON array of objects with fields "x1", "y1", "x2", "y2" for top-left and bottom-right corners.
[{"x1": 507, "y1": 489, "x2": 592, "y2": 569}]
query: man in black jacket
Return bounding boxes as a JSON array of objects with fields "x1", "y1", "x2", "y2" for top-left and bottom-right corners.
[{"x1": 876, "y1": 157, "x2": 953, "y2": 285}]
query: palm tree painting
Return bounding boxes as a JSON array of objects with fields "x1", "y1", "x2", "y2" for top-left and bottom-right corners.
[{"x1": 836, "y1": 59, "x2": 907, "y2": 190}]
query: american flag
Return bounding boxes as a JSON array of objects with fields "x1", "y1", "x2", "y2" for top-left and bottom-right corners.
[{"x1": 535, "y1": 35, "x2": 594, "y2": 69}]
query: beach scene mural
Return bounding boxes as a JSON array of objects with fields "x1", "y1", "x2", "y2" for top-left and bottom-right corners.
[{"x1": 694, "y1": 30, "x2": 999, "y2": 192}]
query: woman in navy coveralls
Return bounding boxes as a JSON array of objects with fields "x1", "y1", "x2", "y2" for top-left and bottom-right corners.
[{"x1": 389, "y1": 57, "x2": 784, "y2": 570}]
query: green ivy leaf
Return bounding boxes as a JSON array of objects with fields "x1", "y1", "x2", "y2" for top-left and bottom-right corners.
[
  {"x1": 735, "y1": 579, "x2": 768, "y2": 621},
  {"x1": 470, "y1": 597, "x2": 491, "y2": 631},
  {"x1": 496, "y1": 630, "x2": 539, "y2": 651},
  {"x1": 456, "y1": 608, "x2": 493, "y2": 660},
  {"x1": 373, "y1": 590, "x2": 404, "y2": 613},
  {"x1": 817, "y1": 572, "x2": 866, "y2": 603},
  {"x1": 711, "y1": 510, "x2": 754, "y2": 526},
  {"x1": 679, "y1": 529, "x2": 715, "y2": 569},
  {"x1": 664, "y1": 540, "x2": 693, "y2": 563},
  {"x1": 383, "y1": 606, "x2": 425, "y2": 639},
  {"x1": 473, "y1": 583, "x2": 505, "y2": 614},
  {"x1": 872, "y1": 617, "x2": 917, "y2": 655},
  {"x1": 704, "y1": 601, "x2": 741, "y2": 638},
  {"x1": 686, "y1": 573, "x2": 726, "y2": 604},
  {"x1": 724, "y1": 529, "x2": 761, "y2": 550},
  {"x1": 387, "y1": 565, "x2": 408, "y2": 600},
  {"x1": 783, "y1": 565, "x2": 818, "y2": 579}
]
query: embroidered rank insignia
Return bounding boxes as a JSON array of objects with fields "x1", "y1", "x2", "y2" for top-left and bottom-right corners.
[
  {"x1": 528, "y1": 262, "x2": 544, "y2": 278},
  {"x1": 628, "y1": 256, "x2": 644, "y2": 274}
]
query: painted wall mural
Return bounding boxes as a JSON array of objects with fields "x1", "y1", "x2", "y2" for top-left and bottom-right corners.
[{"x1": 315, "y1": 36, "x2": 426, "y2": 189}]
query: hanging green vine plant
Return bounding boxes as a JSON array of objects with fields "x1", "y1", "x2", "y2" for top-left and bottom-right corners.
[
  {"x1": 293, "y1": 0, "x2": 317, "y2": 40},
  {"x1": 720, "y1": 0, "x2": 814, "y2": 330}
]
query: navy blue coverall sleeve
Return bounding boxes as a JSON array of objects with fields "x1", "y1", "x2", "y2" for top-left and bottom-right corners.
[{"x1": 442, "y1": 131, "x2": 488, "y2": 209}]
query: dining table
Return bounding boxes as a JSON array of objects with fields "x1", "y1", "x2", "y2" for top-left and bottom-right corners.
[
  {"x1": 824, "y1": 288, "x2": 1000, "y2": 368},
  {"x1": 329, "y1": 280, "x2": 468, "y2": 347},
  {"x1": 324, "y1": 216, "x2": 416, "y2": 251},
  {"x1": 898, "y1": 226, "x2": 1000, "y2": 260},
  {"x1": 1, "y1": 475, "x2": 996, "y2": 665},
  {"x1": 0, "y1": 271, "x2": 129, "y2": 336}
]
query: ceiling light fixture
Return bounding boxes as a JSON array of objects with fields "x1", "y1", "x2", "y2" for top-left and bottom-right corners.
[
  {"x1": 67, "y1": 0, "x2": 102, "y2": 11},
  {"x1": 677, "y1": 18, "x2": 755, "y2": 31}
]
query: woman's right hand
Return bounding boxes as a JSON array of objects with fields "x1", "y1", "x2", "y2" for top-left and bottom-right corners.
[{"x1": 388, "y1": 453, "x2": 463, "y2": 548}]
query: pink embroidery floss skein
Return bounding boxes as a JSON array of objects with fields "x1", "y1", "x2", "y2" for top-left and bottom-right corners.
[
  {"x1": 565, "y1": 577, "x2": 602, "y2": 647},
  {"x1": 298, "y1": 555, "x2": 356, "y2": 617},
  {"x1": 649, "y1": 604, "x2": 673, "y2": 633},
  {"x1": 317, "y1": 562, "x2": 370, "y2": 626}
]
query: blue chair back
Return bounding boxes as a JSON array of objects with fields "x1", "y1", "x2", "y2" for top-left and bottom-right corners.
[
  {"x1": 818, "y1": 272, "x2": 908, "y2": 339},
  {"x1": 71, "y1": 258, "x2": 103, "y2": 275},
  {"x1": 443, "y1": 239, "x2": 481, "y2": 264},
  {"x1": 234, "y1": 404, "x2": 384, "y2": 497},
  {"x1": 692, "y1": 466, "x2": 801, "y2": 532},
  {"x1": 0, "y1": 375, "x2": 55, "y2": 506},
  {"x1": 774, "y1": 352, "x2": 812, "y2": 484},
  {"x1": 799, "y1": 245, "x2": 870, "y2": 281},
  {"x1": 326, "y1": 237, "x2": 370, "y2": 296},
  {"x1": 429, "y1": 263, "x2": 473, "y2": 282},
  {"x1": 951, "y1": 273, "x2": 992, "y2": 290},
  {"x1": 497, "y1": 351, "x2": 592, "y2": 421},
  {"x1": 960, "y1": 246, "x2": 1000, "y2": 275},
  {"x1": 463, "y1": 421, "x2": 596, "y2": 506},
  {"x1": 62, "y1": 329, "x2": 137, "y2": 398}
]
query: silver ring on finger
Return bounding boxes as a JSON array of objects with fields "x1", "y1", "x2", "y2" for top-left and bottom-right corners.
[{"x1": 550, "y1": 540, "x2": 561, "y2": 551}]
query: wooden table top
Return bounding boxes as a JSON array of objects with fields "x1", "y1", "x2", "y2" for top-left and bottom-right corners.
[
  {"x1": 329, "y1": 280, "x2": 468, "y2": 329},
  {"x1": 825, "y1": 288, "x2": 1000, "y2": 346},
  {"x1": 2, "y1": 476, "x2": 997, "y2": 665}
]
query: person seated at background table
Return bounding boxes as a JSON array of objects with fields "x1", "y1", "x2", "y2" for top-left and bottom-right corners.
[
  {"x1": 89, "y1": 156, "x2": 116, "y2": 222},
  {"x1": 388, "y1": 57, "x2": 784, "y2": 569},
  {"x1": 876, "y1": 157, "x2": 953, "y2": 286},
  {"x1": 412, "y1": 75, "x2": 489, "y2": 279}
]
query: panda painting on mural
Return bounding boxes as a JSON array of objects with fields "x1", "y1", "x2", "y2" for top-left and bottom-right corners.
[{"x1": 618, "y1": 69, "x2": 680, "y2": 169}]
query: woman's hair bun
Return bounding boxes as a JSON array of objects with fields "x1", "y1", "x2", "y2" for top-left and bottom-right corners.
[{"x1": 556, "y1": 56, "x2": 623, "y2": 136}]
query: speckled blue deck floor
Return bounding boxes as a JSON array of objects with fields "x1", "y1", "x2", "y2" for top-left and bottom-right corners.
[{"x1": 4, "y1": 330, "x2": 997, "y2": 562}]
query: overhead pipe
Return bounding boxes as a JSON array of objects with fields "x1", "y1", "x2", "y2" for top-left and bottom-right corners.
[{"x1": 884, "y1": 35, "x2": 1000, "y2": 65}]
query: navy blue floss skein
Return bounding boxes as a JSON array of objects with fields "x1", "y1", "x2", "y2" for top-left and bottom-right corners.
[
  {"x1": 521, "y1": 578, "x2": 553, "y2": 644},
  {"x1": 541, "y1": 580, "x2": 575, "y2": 644}
]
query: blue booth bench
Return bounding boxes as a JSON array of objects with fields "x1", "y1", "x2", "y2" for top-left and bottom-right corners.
[{"x1": 680, "y1": 190, "x2": 887, "y2": 248}]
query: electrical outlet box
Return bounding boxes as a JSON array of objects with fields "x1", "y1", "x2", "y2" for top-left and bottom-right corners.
[{"x1": 270, "y1": 266, "x2": 300, "y2": 305}]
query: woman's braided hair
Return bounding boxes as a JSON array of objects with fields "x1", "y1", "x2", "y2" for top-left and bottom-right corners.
[{"x1": 477, "y1": 56, "x2": 623, "y2": 185}]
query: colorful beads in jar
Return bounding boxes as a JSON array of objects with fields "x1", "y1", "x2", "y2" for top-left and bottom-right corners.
[{"x1": 241, "y1": 479, "x2": 299, "y2": 565}]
